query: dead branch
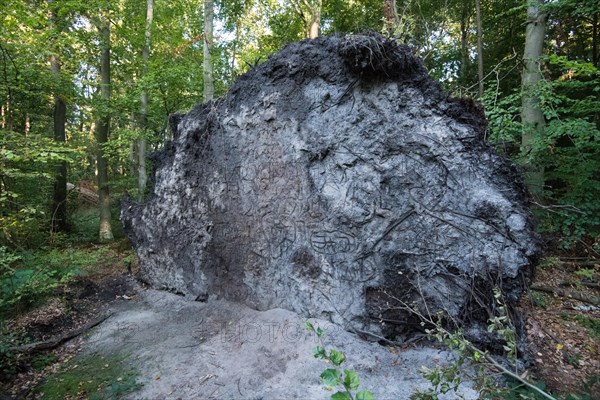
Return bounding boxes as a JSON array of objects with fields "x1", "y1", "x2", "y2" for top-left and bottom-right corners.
[
  {"x1": 10, "y1": 313, "x2": 112, "y2": 354},
  {"x1": 530, "y1": 284, "x2": 600, "y2": 306},
  {"x1": 558, "y1": 281, "x2": 600, "y2": 290},
  {"x1": 67, "y1": 182, "x2": 99, "y2": 205}
]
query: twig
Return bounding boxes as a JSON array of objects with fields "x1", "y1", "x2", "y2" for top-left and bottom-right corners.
[{"x1": 387, "y1": 294, "x2": 557, "y2": 400}]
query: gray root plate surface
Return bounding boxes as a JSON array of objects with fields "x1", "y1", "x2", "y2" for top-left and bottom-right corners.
[{"x1": 122, "y1": 34, "x2": 540, "y2": 341}]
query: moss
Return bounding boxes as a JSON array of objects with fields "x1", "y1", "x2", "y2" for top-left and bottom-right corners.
[{"x1": 35, "y1": 353, "x2": 141, "y2": 399}]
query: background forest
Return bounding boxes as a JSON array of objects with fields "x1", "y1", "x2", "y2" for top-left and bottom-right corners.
[
  {"x1": 0, "y1": 0, "x2": 599, "y2": 397},
  {"x1": 1, "y1": 0, "x2": 599, "y2": 252}
]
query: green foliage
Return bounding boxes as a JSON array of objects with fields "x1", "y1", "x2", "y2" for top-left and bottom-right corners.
[
  {"x1": 574, "y1": 316, "x2": 600, "y2": 341},
  {"x1": 531, "y1": 292, "x2": 548, "y2": 309},
  {"x1": 31, "y1": 353, "x2": 59, "y2": 371},
  {"x1": 0, "y1": 260, "x2": 78, "y2": 317},
  {"x1": 482, "y1": 55, "x2": 600, "y2": 248},
  {"x1": 488, "y1": 288, "x2": 517, "y2": 362},
  {"x1": 0, "y1": 326, "x2": 23, "y2": 379},
  {"x1": 0, "y1": 245, "x2": 114, "y2": 316},
  {"x1": 408, "y1": 289, "x2": 556, "y2": 400},
  {"x1": 68, "y1": 206, "x2": 126, "y2": 244},
  {"x1": 0, "y1": 131, "x2": 81, "y2": 248},
  {"x1": 485, "y1": 376, "x2": 551, "y2": 400},
  {"x1": 34, "y1": 353, "x2": 142, "y2": 399},
  {"x1": 305, "y1": 322, "x2": 374, "y2": 400},
  {"x1": 574, "y1": 268, "x2": 594, "y2": 280}
]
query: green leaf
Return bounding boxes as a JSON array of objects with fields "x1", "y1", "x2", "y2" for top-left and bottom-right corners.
[
  {"x1": 356, "y1": 390, "x2": 375, "y2": 400},
  {"x1": 331, "y1": 392, "x2": 352, "y2": 400},
  {"x1": 305, "y1": 322, "x2": 314, "y2": 332},
  {"x1": 320, "y1": 368, "x2": 341, "y2": 387},
  {"x1": 329, "y1": 349, "x2": 346, "y2": 366},
  {"x1": 316, "y1": 327, "x2": 325, "y2": 338},
  {"x1": 343, "y1": 370, "x2": 360, "y2": 391},
  {"x1": 313, "y1": 346, "x2": 327, "y2": 359}
]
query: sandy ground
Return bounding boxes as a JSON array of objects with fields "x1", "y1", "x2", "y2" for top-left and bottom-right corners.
[{"x1": 82, "y1": 285, "x2": 478, "y2": 399}]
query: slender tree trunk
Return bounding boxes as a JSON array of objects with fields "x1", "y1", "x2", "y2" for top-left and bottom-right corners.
[
  {"x1": 230, "y1": 22, "x2": 239, "y2": 81},
  {"x1": 1, "y1": 50, "x2": 12, "y2": 131},
  {"x1": 307, "y1": 0, "x2": 321, "y2": 39},
  {"x1": 203, "y1": 0, "x2": 214, "y2": 102},
  {"x1": 24, "y1": 114, "x2": 30, "y2": 135},
  {"x1": 521, "y1": 0, "x2": 547, "y2": 197},
  {"x1": 460, "y1": 2, "x2": 470, "y2": 89},
  {"x1": 49, "y1": 3, "x2": 69, "y2": 233},
  {"x1": 5, "y1": 97, "x2": 12, "y2": 131},
  {"x1": 593, "y1": 13, "x2": 598, "y2": 68},
  {"x1": 96, "y1": 17, "x2": 114, "y2": 241},
  {"x1": 383, "y1": 0, "x2": 400, "y2": 37},
  {"x1": 138, "y1": 0, "x2": 153, "y2": 199},
  {"x1": 475, "y1": 0, "x2": 484, "y2": 98}
]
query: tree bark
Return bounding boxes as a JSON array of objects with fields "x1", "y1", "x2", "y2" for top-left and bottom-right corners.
[
  {"x1": 460, "y1": 2, "x2": 471, "y2": 89},
  {"x1": 49, "y1": 3, "x2": 69, "y2": 233},
  {"x1": 383, "y1": 0, "x2": 400, "y2": 37},
  {"x1": 307, "y1": 0, "x2": 321, "y2": 39},
  {"x1": 5, "y1": 97, "x2": 12, "y2": 132},
  {"x1": 138, "y1": 0, "x2": 153, "y2": 199},
  {"x1": 475, "y1": 0, "x2": 484, "y2": 97},
  {"x1": 203, "y1": 0, "x2": 214, "y2": 102},
  {"x1": 96, "y1": 17, "x2": 114, "y2": 242},
  {"x1": 521, "y1": 0, "x2": 547, "y2": 198},
  {"x1": 593, "y1": 13, "x2": 598, "y2": 68}
]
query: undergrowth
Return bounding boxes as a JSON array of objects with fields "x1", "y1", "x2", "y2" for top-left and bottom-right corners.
[{"x1": 34, "y1": 353, "x2": 142, "y2": 399}]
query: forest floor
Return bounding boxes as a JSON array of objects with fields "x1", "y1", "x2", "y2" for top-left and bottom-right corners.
[
  {"x1": 519, "y1": 257, "x2": 600, "y2": 397},
  {"x1": 0, "y1": 244, "x2": 598, "y2": 399}
]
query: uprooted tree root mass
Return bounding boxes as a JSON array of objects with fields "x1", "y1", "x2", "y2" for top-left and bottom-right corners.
[{"x1": 122, "y1": 34, "x2": 541, "y2": 348}]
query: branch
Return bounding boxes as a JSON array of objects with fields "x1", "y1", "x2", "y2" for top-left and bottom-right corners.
[
  {"x1": 10, "y1": 313, "x2": 112, "y2": 354},
  {"x1": 386, "y1": 294, "x2": 557, "y2": 400},
  {"x1": 530, "y1": 284, "x2": 600, "y2": 306},
  {"x1": 474, "y1": 343, "x2": 556, "y2": 400}
]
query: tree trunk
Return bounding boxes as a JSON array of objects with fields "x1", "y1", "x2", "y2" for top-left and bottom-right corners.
[
  {"x1": 460, "y1": 2, "x2": 470, "y2": 89},
  {"x1": 307, "y1": 0, "x2": 321, "y2": 39},
  {"x1": 5, "y1": 97, "x2": 12, "y2": 131},
  {"x1": 51, "y1": 55, "x2": 68, "y2": 232},
  {"x1": 203, "y1": 0, "x2": 214, "y2": 102},
  {"x1": 96, "y1": 17, "x2": 114, "y2": 242},
  {"x1": 521, "y1": 0, "x2": 547, "y2": 198},
  {"x1": 593, "y1": 13, "x2": 598, "y2": 68},
  {"x1": 138, "y1": 0, "x2": 153, "y2": 199},
  {"x1": 383, "y1": 0, "x2": 400, "y2": 37},
  {"x1": 475, "y1": 0, "x2": 484, "y2": 98},
  {"x1": 49, "y1": 2, "x2": 69, "y2": 233}
]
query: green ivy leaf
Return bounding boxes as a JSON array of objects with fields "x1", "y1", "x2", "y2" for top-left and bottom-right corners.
[
  {"x1": 316, "y1": 327, "x2": 325, "y2": 338},
  {"x1": 331, "y1": 391, "x2": 352, "y2": 400},
  {"x1": 356, "y1": 390, "x2": 375, "y2": 400},
  {"x1": 313, "y1": 346, "x2": 327, "y2": 359},
  {"x1": 343, "y1": 370, "x2": 360, "y2": 390},
  {"x1": 305, "y1": 321, "x2": 314, "y2": 332},
  {"x1": 329, "y1": 349, "x2": 346, "y2": 366},
  {"x1": 320, "y1": 368, "x2": 341, "y2": 387}
]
